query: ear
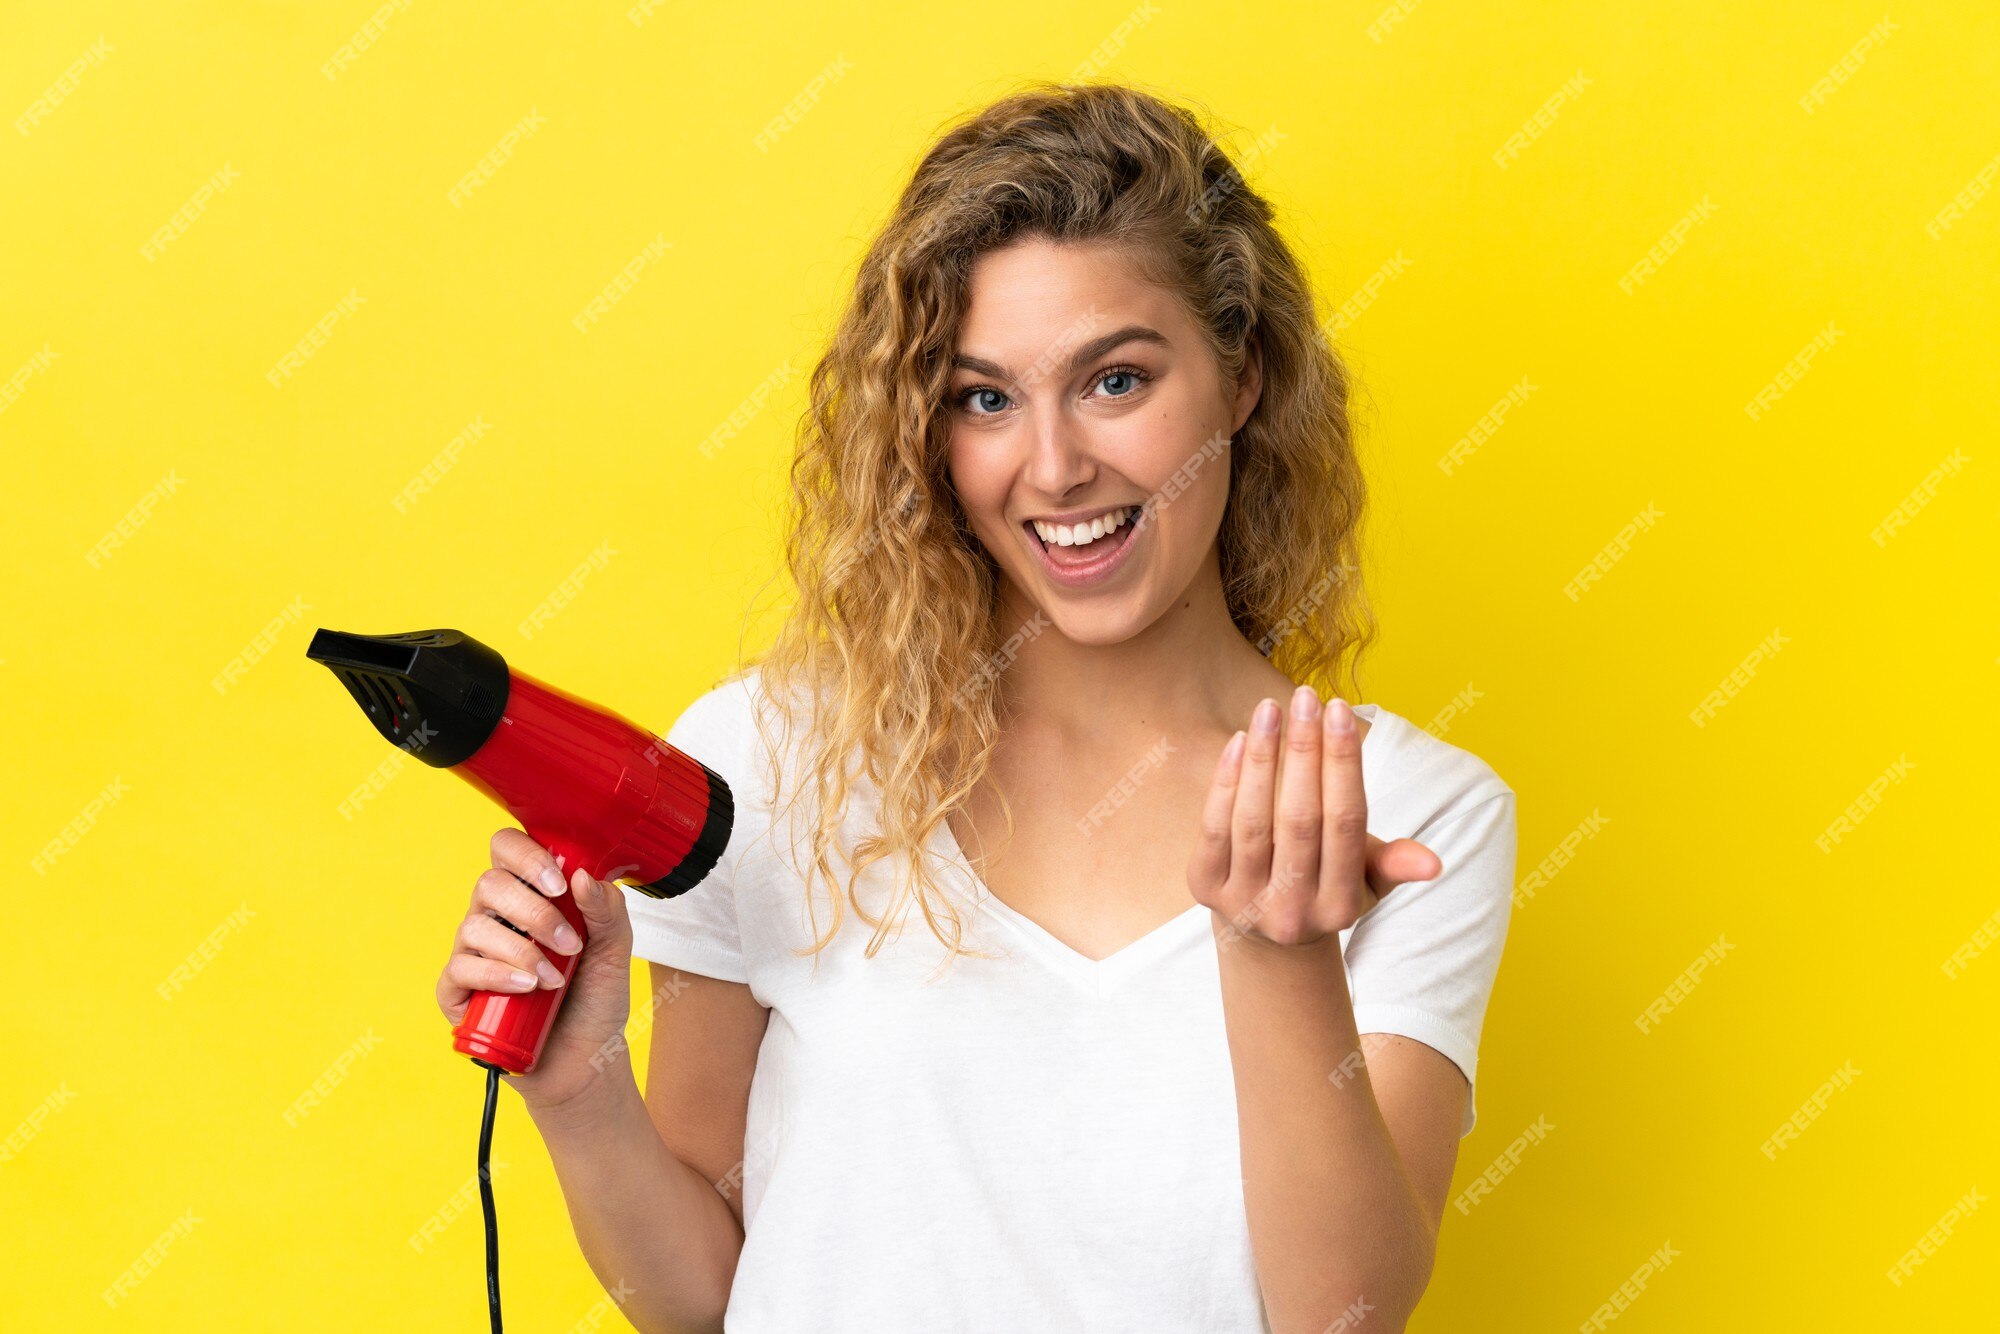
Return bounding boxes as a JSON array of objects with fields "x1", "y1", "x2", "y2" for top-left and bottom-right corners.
[{"x1": 1231, "y1": 328, "x2": 1264, "y2": 436}]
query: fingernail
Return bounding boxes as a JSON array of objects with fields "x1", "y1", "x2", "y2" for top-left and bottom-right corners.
[
  {"x1": 535, "y1": 960, "x2": 564, "y2": 989},
  {"x1": 508, "y1": 970, "x2": 537, "y2": 990},
  {"x1": 539, "y1": 867, "x2": 567, "y2": 896},
  {"x1": 1253, "y1": 698, "x2": 1280, "y2": 733},
  {"x1": 1327, "y1": 698, "x2": 1355, "y2": 733},
  {"x1": 1291, "y1": 686, "x2": 1319, "y2": 722},
  {"x1": 552, "y1": 923, "x2": 581, "y2": 954},
  {"x1": 1224, "y1": 730, "x2": 1246, "y2": 765}
]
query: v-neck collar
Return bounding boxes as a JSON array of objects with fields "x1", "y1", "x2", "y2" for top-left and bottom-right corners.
[
  {"x1": 931, "y1": 812, "x2": 1214, "y2": 996},
  {"x1": 924, "y1": 703, "x2": 1391, "y2": 997}
]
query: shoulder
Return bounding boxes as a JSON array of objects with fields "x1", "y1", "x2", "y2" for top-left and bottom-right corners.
[
  {"x1": 1354, "y1": 703, "x2": 1515, "y2": 839},
  {"x1": 666, "y1": 665, "x2": 766, "y2": 747},
  {"x1": 662, "y1": 666, "x2": 782, "y2": 805},
  {"x1": 668, "y1": 668, "x2": 768, "y2": 760},
  {"x1": 664, "y1": 665, "x2": 823, "y2": 817}
]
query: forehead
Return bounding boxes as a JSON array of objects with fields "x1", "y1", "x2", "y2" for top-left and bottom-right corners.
[{"x1": 954, "y1": 238, "x2": 1182, "y2": 360}]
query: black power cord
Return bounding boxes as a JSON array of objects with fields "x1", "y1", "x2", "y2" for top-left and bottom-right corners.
[{"x1": 476, "y1": 1060, "x2": 504, "y2": 1332}]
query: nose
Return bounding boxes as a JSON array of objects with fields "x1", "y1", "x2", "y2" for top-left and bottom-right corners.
[{"x1": 1022, "y1": 401, "x2": 1097, "y2": 503}]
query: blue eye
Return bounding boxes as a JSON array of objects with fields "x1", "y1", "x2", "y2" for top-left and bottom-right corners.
[
  {"x1": 963, "y1": 387, "x2": 1010, "y2": 415},
  {"x1": 1094, "y1": 365, "x2": 1150, "y2": 398},
  {"x1": 954, "y1": 364, "x2": 1152, "y2": 416}
]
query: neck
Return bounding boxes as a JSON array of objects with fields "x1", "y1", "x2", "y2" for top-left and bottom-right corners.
[{"x1": 990, "y1": 546, "x2": 1285, "y2": 743}]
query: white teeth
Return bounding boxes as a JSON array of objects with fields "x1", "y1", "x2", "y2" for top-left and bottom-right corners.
[{"x1": 1033, "y1": 506, "x2": 1134, "y2": 548}]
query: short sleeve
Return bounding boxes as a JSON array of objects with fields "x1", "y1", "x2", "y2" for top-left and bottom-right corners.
[
  {"x1": 1344, "y1": 789, "x2": 1516, "y2": 1138},
  {"x1": 620, "y1": 681, "x2": 754, "y2": 984}
]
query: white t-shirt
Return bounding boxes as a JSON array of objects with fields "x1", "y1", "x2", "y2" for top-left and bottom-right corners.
[{"x1": 622, "y1": 667, "x2": 1517, "y2": 1334}]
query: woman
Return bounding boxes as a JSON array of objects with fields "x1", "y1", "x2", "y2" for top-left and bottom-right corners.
[{"x1": 436, "y1": 81, "x2": 1516, "y2": 1333}]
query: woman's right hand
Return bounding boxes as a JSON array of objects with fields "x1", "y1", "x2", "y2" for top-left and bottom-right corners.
[{"x1": 435, "y1": 827, "x2": 640, "y2": 1114}]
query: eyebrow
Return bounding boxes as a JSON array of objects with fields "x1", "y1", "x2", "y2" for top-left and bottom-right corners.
[{"x1": 950, "y1": 323, "x2": 1171, "y2": 383}]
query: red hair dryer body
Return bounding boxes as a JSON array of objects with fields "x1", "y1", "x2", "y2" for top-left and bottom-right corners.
[{"x1": 307, "y1": 628, "x2": 733, "y2": 1075}]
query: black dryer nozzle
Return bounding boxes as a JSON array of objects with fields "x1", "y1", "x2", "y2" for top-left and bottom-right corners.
[{"x1": 305, "y1": 627, "x2": 511, "y2": 768}]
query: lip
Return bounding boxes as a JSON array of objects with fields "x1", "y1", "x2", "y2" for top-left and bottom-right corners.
[
  {"x1": 1021, "y1": 505, "x2": 1147, "y2": 590},
  {"x1": 1022, "y1": 502, "x2": 1136, "y2": 528}
]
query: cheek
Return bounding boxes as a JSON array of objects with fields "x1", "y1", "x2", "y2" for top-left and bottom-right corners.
[
  {"x1": 943, "y1": 440, "x2": 978, "y2": 502},
  {"x1": 1156, "y1": 475, "x2": 1225, "y2": 561},
  {"x1": 1123, "y1": 413, "x2": 1230, "y2": 510},
  {"x1": 1144, "y1": 450, "x2": 1232, "y2": 570},
  {"x1": 944, "y1": 445, "x2": 1010, "y2": 535}
]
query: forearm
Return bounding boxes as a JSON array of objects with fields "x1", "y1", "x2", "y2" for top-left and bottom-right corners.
[
  {"x1": 525, "y1": 1055, "x2": 742, "y2": 1334},
  {"x1": 1214, "y1": 920, "x2": 1436, "y2": 1333}
]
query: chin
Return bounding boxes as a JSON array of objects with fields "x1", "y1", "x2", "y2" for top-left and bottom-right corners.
[{"x1": 1032, "y1": 593, "x2": 1155, "y2": 648}]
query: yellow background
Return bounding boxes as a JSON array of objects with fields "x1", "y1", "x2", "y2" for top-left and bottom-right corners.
[{"x1": 6, "y1": 1, "x2": 1995, "y2": 1328}]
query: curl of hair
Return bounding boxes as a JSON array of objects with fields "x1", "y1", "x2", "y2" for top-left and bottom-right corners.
[{"x1": 731, "y1": 79, "x2": 1372, "y2": 973}]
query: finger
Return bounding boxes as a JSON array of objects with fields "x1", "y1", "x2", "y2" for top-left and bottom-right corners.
[
  {"x1": 458, "y1": 912, "x2": 566, "y2": 988},
  {"x1": 1364, "y1": 837, "x2": 1442, "y2": 899},
  {"x1": 1273, "y1": 686, "x2": 1323, "y2": 901},
  {"x1": 491, "y1": 826, "x2": 570, "y2": 897},
  {"x1": 438, "y1": 953, "x2": 540, "y2": 1023},
  {"x1": 1230, "y1": 698, "x2": 1283, "y2": 886},
  {"x1": 1188, "y1": 730, "x2": 1247, "y2": 897},
  {"x1": 1319, "y1": 697, "x2": 1369, "y2": 902},
  {"x1": 472, "y1": 867, "x2": 584, "y2": 958}
]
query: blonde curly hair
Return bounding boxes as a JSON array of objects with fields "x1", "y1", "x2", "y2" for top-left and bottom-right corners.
[{"x1": 728, "y1": 79, "x2": 1372, "y2": 969}]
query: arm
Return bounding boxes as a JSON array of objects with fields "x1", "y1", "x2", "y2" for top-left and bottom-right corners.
[
  {"x1": 526, "y1": 1040, "x2": 746, "y2": 1334},
  {"x1": 525, "y1": 964, "x2": 767, "y2": 1332},
  {"x1": 1193, "y1": 691, "x2": 1470, "y2": 1332},
  {"x1": 464, "y1": 844, "x2": 767, "y2": 1333},
  {"x1": 1214, "y1": 929, "x2": 1464, "y2": 1332}
]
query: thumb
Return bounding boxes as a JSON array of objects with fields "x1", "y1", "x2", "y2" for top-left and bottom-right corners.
[
  {"x1": 568, "y1": 865, "x2": 633, "y2": 945},
  {"x1": 1363, "y1": 836, "x2": 1442, "y2": 899}
]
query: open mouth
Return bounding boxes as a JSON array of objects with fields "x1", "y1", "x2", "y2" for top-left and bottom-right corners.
[{"x1": 1022, "y1": 505, "x2": 1145, "y2": 584}]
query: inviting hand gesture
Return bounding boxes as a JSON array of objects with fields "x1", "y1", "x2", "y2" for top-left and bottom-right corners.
[{"x1": 1189, "y1": 685, "x2": 1443, "y2": 949}]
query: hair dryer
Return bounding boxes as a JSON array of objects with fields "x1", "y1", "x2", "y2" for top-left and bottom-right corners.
[{"x1": 305, "y1": 627, "x2": 734, "y2": 1076}]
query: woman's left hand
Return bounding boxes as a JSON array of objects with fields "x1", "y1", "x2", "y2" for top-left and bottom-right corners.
[{"x1": 1189, "y1": 686, "x2": 1443, "y2": 949}]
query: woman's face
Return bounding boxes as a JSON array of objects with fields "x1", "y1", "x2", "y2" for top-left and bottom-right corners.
[{"x1": 944, "y1": 236, "x2": 1260, "y2": 648}]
